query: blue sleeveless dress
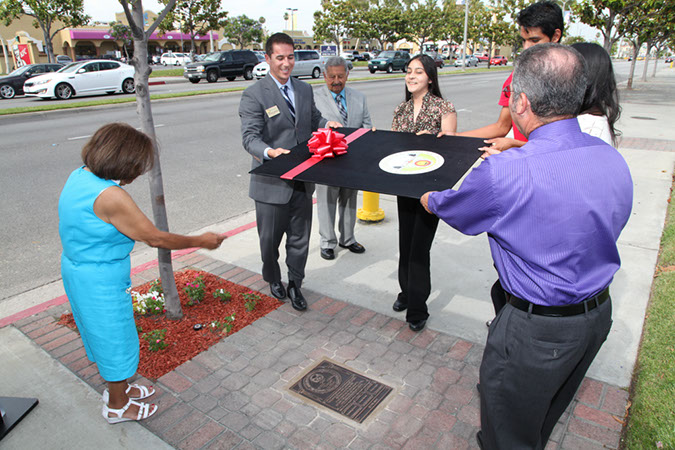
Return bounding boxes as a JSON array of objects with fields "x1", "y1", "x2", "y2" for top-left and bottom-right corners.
[{"x1": 59, "y1": 167, "x2": 138, "y2": 382}]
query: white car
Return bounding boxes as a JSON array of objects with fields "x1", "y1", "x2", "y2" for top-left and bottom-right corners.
[
  {"x1": 160, "y1": 52, "x2": 191, "y2": 66},
  {"x1": 454, "y1": 55, "x2": 479, "y2": 67},
  {"x1": 253, "y1": 50, "x2": 324, "y2": 80},
  {"x1": 23, "y1": 60, "x2": 135, "y2": 100}
]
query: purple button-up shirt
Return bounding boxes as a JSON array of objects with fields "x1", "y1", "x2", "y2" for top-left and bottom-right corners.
[{"x1": 429, "y1": 118, "x2": 633, "y2": 306}]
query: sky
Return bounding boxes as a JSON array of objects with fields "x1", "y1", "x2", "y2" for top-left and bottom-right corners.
[
  {"x1": 83, "y1": 0, "x2": 600, "y2": 42},
  {"x1": 82, "y1": 0, "x2": 323, "y2": 35}
]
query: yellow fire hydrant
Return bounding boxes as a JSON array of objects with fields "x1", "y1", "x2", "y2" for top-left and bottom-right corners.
[{"x1": 357, "y1": 191, "x2": 385, "y2": 223}]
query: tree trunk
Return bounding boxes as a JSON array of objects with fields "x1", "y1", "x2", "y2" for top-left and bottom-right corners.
[
  {"x1": 641, "y1": 42, "x2": 652, "y2": 82},
  {"x1": 627, "y1": 43, "x2": 639, "y2": 90},
  {"x1": 602, "y1": 12, "x2": 615, "y2": 53},
  {"x1": 129, "y1": 2, "x2": 183, "y2": 320},
  {"x1": 39, "y1": 23, "x2": 54, "y2": 63},
  {"x1": 652, "y1": 49, "x2": 659, "y2": 77}
]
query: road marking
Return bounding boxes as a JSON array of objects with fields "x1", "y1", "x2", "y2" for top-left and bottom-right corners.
[
  {"x1": 67, "y1": 125, "x2": 164, "y2": 141},
  {"x1": 457, "y1": 108, "x2": 471, "y2": 112}
]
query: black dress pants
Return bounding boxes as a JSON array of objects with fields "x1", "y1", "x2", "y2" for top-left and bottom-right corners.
[
  {"x1": 396, "y1": 196, "x2": 439, "y2": 323},
  {"x1": 479, "y1": 295, "x2": 613, "y2": 449}
]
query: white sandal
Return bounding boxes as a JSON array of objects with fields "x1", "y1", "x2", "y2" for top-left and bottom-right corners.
[
  {"x1": 101, "y1": 383, "x2": 155, "y2": 403},
  {"x1": 102, "y1": 398, "x2": 158, "y2": 424}
]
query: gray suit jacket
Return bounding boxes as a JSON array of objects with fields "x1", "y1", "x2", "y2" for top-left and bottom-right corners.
[
  {"x1": 313, "y1": 85, "x2": 373, "y2": 129},
  {"x1": 239, "y1": 74, "x2": 327, "y2": 204}
]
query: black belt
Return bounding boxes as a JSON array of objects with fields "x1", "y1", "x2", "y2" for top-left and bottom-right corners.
[{"x1": 507, "y1": 288, "x2": 609, "y2": 317}]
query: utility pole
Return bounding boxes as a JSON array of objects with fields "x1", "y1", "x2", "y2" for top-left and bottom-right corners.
[{"x1": 458, "y1": 0, "x2": 469, "y2": 70}]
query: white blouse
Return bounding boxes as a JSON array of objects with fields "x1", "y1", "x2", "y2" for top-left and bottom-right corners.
[{"x1": 577, "y1": 113, "x2": 613, "y2": 145}]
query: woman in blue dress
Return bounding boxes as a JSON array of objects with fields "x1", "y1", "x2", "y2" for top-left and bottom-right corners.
[{"x1": 59, "y1": 123, "x2": 224, "y2": 423}]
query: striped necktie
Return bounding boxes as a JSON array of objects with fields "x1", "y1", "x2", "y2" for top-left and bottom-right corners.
[
  {"x1": 335, "y1": 94, "x2": 348, "y2": 124},
  {"x1": 280, "y1": 85, "x2": 295, "y2": 119}
]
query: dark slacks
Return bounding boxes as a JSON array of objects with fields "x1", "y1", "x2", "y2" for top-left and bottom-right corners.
[
  {"x1": 254, "y1": 183, "x2": 312, "y2": 288},
  {"x1": 396, "y1": 196, "x2": 439, "y2": 323},
  {"x1": 479, "y1": 295, "x2": 612, "y2": 449}
]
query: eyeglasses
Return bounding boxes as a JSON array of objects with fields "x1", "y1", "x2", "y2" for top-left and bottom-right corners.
[{"x1": 502, "y1": 86, "x2": 511, "y2": 98}]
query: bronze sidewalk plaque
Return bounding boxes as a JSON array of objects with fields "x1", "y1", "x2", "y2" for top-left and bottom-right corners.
[{"x1": 289, "y1": 359, "x2": 393, "y2": 423}]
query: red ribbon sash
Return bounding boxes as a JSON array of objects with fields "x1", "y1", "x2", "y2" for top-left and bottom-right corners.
[{"x1": 280, "y1": 128, "x2": 370, "y2": 180}]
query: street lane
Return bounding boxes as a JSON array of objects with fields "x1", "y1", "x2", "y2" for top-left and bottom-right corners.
[{"x1": 0, "y1": 60, "x2": 638, "y2": 301}]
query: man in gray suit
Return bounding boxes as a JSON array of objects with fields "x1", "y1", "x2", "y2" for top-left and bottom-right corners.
[
  {"x1": 239, "y1": 33, "x2": 341, "y2": 311},
  {"x1": 313, "y1": 57, "x2": 373, "y2": 260}
]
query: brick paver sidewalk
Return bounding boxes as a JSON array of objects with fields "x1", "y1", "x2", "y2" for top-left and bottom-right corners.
[{"x1": 12, "y1": 253, "x2": 628, "y2": 449}]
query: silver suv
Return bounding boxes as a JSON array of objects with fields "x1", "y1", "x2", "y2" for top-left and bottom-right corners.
[{"x1": 293, "y1": 50, "x2": 323, "y2": 79}]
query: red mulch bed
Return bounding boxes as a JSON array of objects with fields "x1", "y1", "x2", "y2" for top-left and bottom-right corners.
[{"x1": 58, "y1": 269, "x2": 282, "y2": 380}]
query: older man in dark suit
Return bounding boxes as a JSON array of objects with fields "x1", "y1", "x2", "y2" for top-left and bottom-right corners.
[{"x1": 239, "y1": 33, "x2": 341, "y2": 311}]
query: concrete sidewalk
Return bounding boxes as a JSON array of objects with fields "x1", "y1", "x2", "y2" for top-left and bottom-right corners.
[{"x1": 1, "y1": 67, "x2": 674, "y2": 449}]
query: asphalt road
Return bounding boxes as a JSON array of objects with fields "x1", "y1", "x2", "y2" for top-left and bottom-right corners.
[
  {"x1": 1, "y1": 63, "x2": 492, "y2": 109},
  {"x1": 0, "y1": 60, "x2": 637, "y2": 302}
]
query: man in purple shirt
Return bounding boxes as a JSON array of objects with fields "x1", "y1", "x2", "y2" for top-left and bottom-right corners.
[{"x1": 421, "y1": 44, "x2": 633, "y2": 449}]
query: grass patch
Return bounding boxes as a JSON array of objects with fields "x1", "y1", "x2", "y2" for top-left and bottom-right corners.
[
  {"x1": 0, "y1": 66, "x2": 510, "y2": 116},
  {"x1": 150, "y1": 68, "x2": 184, "y2": 77},
  {"x1": 623, "y1": 175, "x2": 675, "y2": 449}
]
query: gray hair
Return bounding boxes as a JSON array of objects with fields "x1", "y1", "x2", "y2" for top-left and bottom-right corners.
[
  {"x1": 511, "y1": 43, "x2": 587, "y2": 120},
  {"x1": 324, "y1": 56, "x2": 350, "y2": 72}
]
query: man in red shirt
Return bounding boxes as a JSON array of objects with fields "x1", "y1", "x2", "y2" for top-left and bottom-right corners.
[{"x1": 458, "y1": 1, "x2": 564, "y2": 156}]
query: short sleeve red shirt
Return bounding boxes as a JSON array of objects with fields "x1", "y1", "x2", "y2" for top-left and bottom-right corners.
[{"x1": 499, "y1": 72, "x2": 527, "y2": 142}]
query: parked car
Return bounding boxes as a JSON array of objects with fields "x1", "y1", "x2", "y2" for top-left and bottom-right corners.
[
  {"x1": 253, "y1": 51, "x2": 265, "y2": 63},
  {"x1": 454, "y1": 55, "x2": 479, "y2": 67},
  {"x1": 490, "y1": 55, "x2": 508, "y2": 65},
  {"x1": 0, "y1": 63, "x2": 63, "y2": 99},
  {"x1": 475, "y1": 55, "x2": 489, "y2": 63},
  {"x1": 253, "y1": 50, "x2": 324, "y2": 80},
  {"x1": 346, "y1": 51, "x2": 369, "y2": 61},
  {"x1": 665, "y1": 56, "x2": 674, "y2": 63},
  {"x1": 160, "y1": 52, "x2": 190, "y2": 66},
  {"x1": 23, "y1": 60, "x2": 135, "y2": 100},
  {"x1": 56, "y1": 55, "x2": 73, "y2": 64},
  {"x1": 423, "y1": 52, "x2": 444, "y2": 68},
  {"x1": 368, "y1": 51, "x2": 410, "y2": 73},
  {"x1": 183, "y1": 49, "x2": 258, "y2": 83}
]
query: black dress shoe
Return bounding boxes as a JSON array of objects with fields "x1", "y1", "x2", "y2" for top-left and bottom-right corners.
[
  {"x1": 408, "y1": 319, "x2": 426, "y2": 332},
  {"x1": 392, "y1": 296, "x2": 407, "y2": 312},
  {"x1": 320, "y1": 248, "x2": 335, "y2": 260},
  {"x1": 339, "y1": 242, "x2": 365, "y2": 254},
  {"x1": 287, "y1": 282, "x2": 307, "y2": 311},
  {"x1": 269, "y1": 281, "x2": 286, "y2": 300},
  {"x1": 476, "y1": 431, "x2": 484, "y2": 449}
]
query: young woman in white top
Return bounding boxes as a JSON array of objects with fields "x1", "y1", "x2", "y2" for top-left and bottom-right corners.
[{"x1": 571, "y1": 42, "x2": 621, "y2": 146}]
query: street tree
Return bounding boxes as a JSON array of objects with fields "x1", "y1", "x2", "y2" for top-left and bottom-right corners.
[
  {"x1": 158, "y1": 0, "x2": 227, "y2": 59},
  {"x1": 358, "y1": 4, "x2": 407, "y2": 50},
  {"x1": 118, "y1": 0, "x2": 189, "y2": 320},
  {"x1": 617, "y1": 0, "x2": 672, "y2": 88},
  {"x1": 571, "y1": 0, "x2": 637, "y2": 53},
  {"x1": 222, "y1": 15, "x2": 265, "y2": 49},
  {"x1": 0, "y1": 0, "x2": 89, "y2": 63},
  {"x1": 439, "y1": 1, "x2": 465, "y2": 54},
  {"x1": 313, "y1": 0, "x2": 359, "y2": 55},
  {"x1": 403, "y1": 0, "x2": 445, "y2": 53},
  {"x1": 472, "y1": 1, "x2": 512, "y2": 66},
  {"x1": 109, "y1": 21, "x2": 132, "y2": 60}
]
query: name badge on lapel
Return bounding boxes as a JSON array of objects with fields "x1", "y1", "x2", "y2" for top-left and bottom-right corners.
[{"x1": 266, "y1": 105, "x2": 280, "y2": 118}]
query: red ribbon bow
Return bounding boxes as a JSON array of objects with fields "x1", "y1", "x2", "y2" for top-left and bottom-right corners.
[{"x1": 307, "y1": 128, "x2": 348, "y2": 159}]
